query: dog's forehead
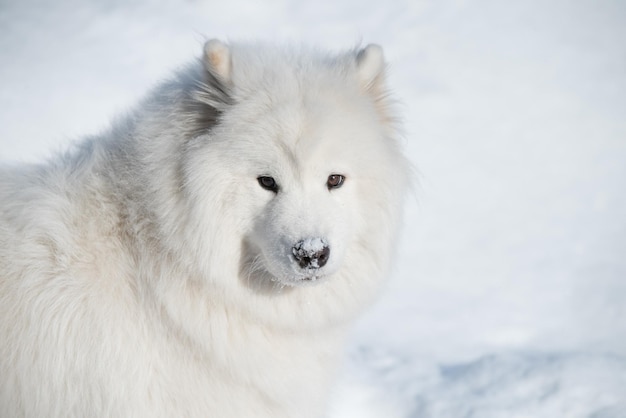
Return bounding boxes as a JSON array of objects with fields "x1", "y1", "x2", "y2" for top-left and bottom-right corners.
[
  {"x1": 221, "y1": 67, "x2": 381, "y2": 174},
  {"x1": 272, "y1": 91, "x2": 367, "y2": 161}
]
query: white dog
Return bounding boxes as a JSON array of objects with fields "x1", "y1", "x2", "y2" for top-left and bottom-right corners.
[{"x1": 0, "y1": 40, "x2": 409, "y2": 417}]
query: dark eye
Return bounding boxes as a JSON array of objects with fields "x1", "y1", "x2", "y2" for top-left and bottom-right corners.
[
  {"x1": 257, "y1": 176, "x2": 279, "y2": 193},
  {"x1": 327, "y1": 174, "x2": 345, "y2": 190}
]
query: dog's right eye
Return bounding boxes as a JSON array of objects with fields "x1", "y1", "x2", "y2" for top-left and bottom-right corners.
[{"x1": 257, "y1": 176, "x2": 279, "y2": 193}]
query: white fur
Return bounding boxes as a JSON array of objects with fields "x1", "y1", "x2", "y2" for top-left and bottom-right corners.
[{"x1": 0, "y1": 40, "x2": 409, "y2": 417}]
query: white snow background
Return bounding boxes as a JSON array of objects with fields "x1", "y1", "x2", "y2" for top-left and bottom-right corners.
[{"x1": 1, "y1": 0, "x2": 625, "y2": 416}]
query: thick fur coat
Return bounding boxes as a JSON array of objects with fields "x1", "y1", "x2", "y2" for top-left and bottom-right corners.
[{"x1": 0, "y1": 40, "x2": 409, "y2": 417}]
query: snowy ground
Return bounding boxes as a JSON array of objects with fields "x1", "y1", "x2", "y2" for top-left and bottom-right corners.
[{"x1": 1, "y1": 0, "x2": 625, "y2": 416}]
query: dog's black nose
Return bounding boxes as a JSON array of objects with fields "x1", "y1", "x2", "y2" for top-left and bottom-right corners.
[{"x1": 292, "y1": 239, "x2": 330, "y2": 269}]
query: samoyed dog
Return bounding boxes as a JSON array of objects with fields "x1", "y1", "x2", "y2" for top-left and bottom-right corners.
[{"x1": 0, "y1": 40, "x2": 409, "y2": 417}]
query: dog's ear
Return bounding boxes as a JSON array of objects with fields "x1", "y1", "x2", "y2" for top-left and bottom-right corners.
[
  {"x1": 355, "y1": 44, "x2": 394, "y2": 124},
  {"x1": 193, "y1": 39, "x2": 233, "y2": 110},
  {"x1": 355, "y1": 44, "x2": 385, "y2": 91},
  {"x1": 203, "y1": 39, "x2": 232, "y2": 83},
  {"x1": 181, "y1": 39, "x2": 234, "y2": 138}
]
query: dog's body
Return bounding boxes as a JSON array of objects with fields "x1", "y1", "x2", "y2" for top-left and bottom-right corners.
[{"x1": 0, "y1": 40, "x2": 409, "y2": 417}]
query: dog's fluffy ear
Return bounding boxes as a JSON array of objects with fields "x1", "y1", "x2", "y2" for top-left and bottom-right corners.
[
  {"x1": 203, "y1": 39, "x2": 232, "y2": 82},
  {"x1": 355, "y1": 44, "x2": 394, "y2": 124},
  {"x1": 181, "y1": 39, "x2": 233, "y2": 138},
  {"x1": 356, "y1": 44, "x2": 385, "y2": 91},
  {"x1": 193, "y1": 39, "x2": 233, "y2": 110}
]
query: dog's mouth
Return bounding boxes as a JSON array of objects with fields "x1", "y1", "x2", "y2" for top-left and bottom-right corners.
[{"x1": 280, "y1": 273, "x2": 328, "y2": 287}]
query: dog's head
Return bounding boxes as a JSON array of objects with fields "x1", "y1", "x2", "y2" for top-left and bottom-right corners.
[
  {"x1": 188, "y1": 41, "x2": 405, "y2": 289},
  {"x1": 158, "y1": 41, "x2": 410, "y2": 328}
]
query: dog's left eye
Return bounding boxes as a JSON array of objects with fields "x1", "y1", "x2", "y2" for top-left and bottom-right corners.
[
  {"x1": 258, "y1": 176, "x2": 279, "y2": 193},
  {"x1": 327, "y1": 174, "x2": 345, "y2": 190}
]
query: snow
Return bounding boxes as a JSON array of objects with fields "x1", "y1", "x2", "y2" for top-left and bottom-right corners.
[
  {"x1": 294, "y1": 237, "x2": 327, "y2": 254},
  {"x1": 1, "y1": 0, "x2": 625, "y2": 416}
]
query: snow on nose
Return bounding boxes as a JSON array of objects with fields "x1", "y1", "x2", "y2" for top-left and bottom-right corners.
[{"x1": 292, "y1": 238, "x2": 330, "y2": 269}]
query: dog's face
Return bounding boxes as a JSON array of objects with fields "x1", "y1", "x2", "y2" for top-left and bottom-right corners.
[
  {"x1": 239, "y1": 92, "x2": 375, "y2": 287},
  {"x1": 179, "y1": 41, "x2": 405, "y2": 294}
]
